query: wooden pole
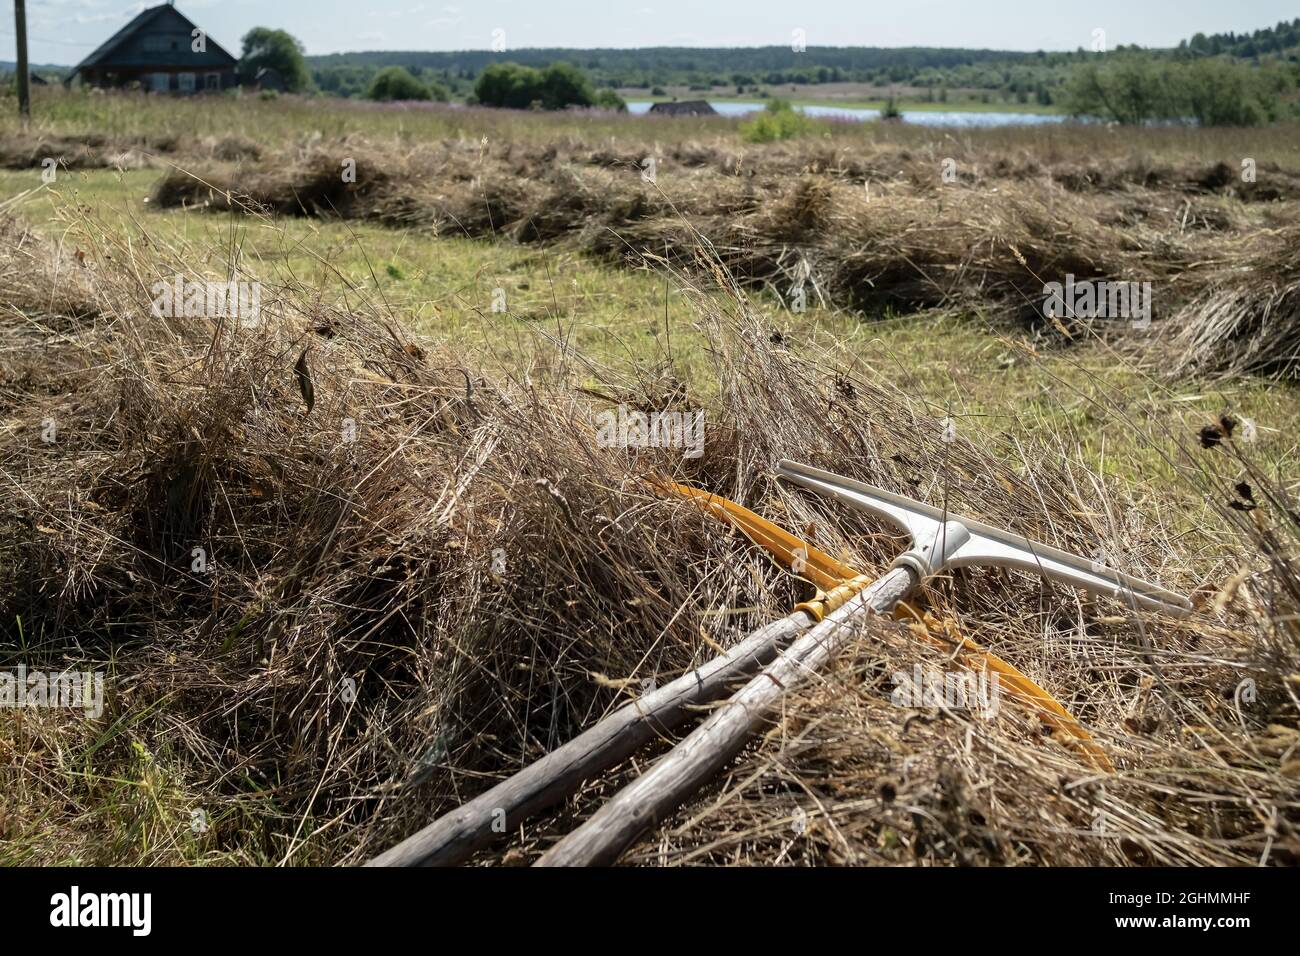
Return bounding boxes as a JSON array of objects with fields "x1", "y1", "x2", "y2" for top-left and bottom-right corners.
[
  {"x1": 366, "y1": 608, "x2": 816, "y2": 866},
  {"x1": 534, "y1": 565, "x2": 916, "y2": 866},
  {"x1": 14, "y1": 0, "x2": 30, "y2": 120}
]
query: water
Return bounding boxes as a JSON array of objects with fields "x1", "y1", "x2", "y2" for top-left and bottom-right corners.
[{"x1": 625, "y1": 100, "x2": 1069, "y2": 128}]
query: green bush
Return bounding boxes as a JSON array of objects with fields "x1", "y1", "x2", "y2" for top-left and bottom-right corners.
[
  {"x1": 1063, "y1": 54, "x2": 1277, "y2": 126},
  {"x1": 474, "y1": 62, "x2": 600, "y2": 110},
  {"x1": 594, "y1": 89, "x2": 628, "y2": 111},
  {"x1": 366, "y1": 66, "x2": 432, "y2": 101},
  {"x1": 1183, "y1": 59, "x2": 1269, "y2": 126},
  {"x1": 739, "y1": 99, "x2": 817, "y2": 143},
  {"x1": 537, "y1": 62, "x2": 597, "y2": 109}
]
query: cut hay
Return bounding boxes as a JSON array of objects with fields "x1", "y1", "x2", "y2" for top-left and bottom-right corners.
[
  {"x1": 1, "y1": 197, "x2": 1296, "y2": 867},
  {"x1": 1167, "y1": 225, "x2": 1300, "y2": 380},
  {"x1": 141, "y1": 136, "x2": 1286, "y2": 349}
]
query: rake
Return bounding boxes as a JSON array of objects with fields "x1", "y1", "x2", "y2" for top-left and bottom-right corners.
[
  {"x1": 366, "y1": 479, "x2": 871, "y2": 867},
  {"x1": 534, "y1": 459, "x2": 1191, "y2": 866},
  {"x1": 663, "y1": 479, "x2": 1119, "y2": 773}
]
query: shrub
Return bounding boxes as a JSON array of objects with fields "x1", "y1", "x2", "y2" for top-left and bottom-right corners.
[
  {"x1": 366, "y1": 66, "x2": 431, "y2": 102},
  {"x1": 594, "y1": 89, "x2": 628, "y2": 112},
  {"x1": 1063, "y1": 55, "x2": 1274, "y2": 126},
  {"x1": 475, "y1": 62, "x2": 598, "y2": 110},
  {"x1": 1183, "y1": 59, "x2": 1269, "y2": 126},
  {"x1": 537, "y1": 62, "x2": 597, "y2": 109},
  {"x1": 740, "y1": 99, "x2": 817, "y2": 143}
]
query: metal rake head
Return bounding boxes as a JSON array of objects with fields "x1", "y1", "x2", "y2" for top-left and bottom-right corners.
[{"x1": 776, "y1": 460, "x2": 1191, "y2": 616}]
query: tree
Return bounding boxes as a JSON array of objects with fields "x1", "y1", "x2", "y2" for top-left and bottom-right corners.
[
  {"x1": 1183, "y1": 59, "x2": 1266, "y2": 126},
  {"x1": 474, "y1": 62, "x2": 600, "y2": 110},
  {"x1": 1064, "y1": 55, "x2": 1269, "y2": 126},
  {"x1": 474, "y1": 63, "x2": 542, "y2": 108},
  {"x1": 1063, "y1": 56, "x2": 1176, "y2": 125},
  {"x1": 366, "y1": 66, "x2": 432, "y2": 101},
  {"x1": 536, "y1": 62, "x2": 596, "y2": 109},
  {"x1": 238, "y1": 28, "x2": 311, "y2": 92}
]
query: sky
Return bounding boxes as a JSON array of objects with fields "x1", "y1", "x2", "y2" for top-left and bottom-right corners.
[{"x1": 3, "y1": 0, "x2": 1297, "y2": 66}]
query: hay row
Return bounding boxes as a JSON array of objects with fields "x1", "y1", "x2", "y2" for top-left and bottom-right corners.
[
  {"x1": 137, "y1": 138, "x2": 1300, "y2": 377},
  {"x1": 1, "y1": 206, "x2": 1295, "y2": 865}
]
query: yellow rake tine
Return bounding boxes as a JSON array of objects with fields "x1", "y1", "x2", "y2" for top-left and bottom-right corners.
[{"x1": 661, "y1": 481, "x2": 1114, "y2": 773}]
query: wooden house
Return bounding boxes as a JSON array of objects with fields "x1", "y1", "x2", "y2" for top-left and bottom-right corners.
[{"x1": 68, "y1": 3, "x2": 238, "y2": 93}]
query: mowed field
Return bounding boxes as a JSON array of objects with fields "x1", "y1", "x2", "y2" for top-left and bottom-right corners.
[{"x1": 0, "y1": 90, "x2": 1298, "y2": 866}]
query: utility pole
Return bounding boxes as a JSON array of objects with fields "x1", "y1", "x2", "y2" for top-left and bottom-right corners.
[{"x1": 14, "y1": 0, "x2": 31, "y2": 119}]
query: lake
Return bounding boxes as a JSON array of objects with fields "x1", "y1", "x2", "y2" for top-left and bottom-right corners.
[{"x1": 625, "y1": 100, "x2": 1069, "y2": 128}]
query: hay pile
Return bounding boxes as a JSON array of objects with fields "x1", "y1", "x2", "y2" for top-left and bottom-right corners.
[
  {"x1": 1, "y1": 201, "x2": 1296, "y2": 866},
  {"x1": 0, "y1": 131, "x2": 158, "y2": 172},
  {"x1": 133, "y1": 133, "x2": 1300, "y2": 376},
  {"x1": 145, "y1": 141, "x2": 1188, "y2": 327},
  {"x1": 1168, "y1": 224, "x2": 1300, "y2": 380},
  {"x1": 0, "y1": 130, "x2": 280, "y2": 173}
]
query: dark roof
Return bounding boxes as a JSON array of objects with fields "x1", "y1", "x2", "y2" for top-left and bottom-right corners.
[
  {"x1": 647, "y1": 100, "x2": 717, "y2": 116},
  {"x1": 73, "y1": 3, "x2": 236, "y2": 72}
]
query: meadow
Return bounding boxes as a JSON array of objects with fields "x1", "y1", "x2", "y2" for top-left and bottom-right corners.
[{"x1": 0, "y1": 89, "x2": 1297, "y2": 866}]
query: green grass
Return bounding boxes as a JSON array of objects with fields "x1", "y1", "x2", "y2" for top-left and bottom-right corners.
[
  {"x1": 0, "y1": 701, "x2": 332, "y2": 865},
  {"x1": 3, "y1": 165, "x2": 1295, "y2": 496},
  {"x1": 1, "y1": 87, "x2": 738, "y2": 147}
]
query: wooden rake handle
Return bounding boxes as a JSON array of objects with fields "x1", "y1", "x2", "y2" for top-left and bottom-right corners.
[
  {"x1": 534, "y1": 566, "x2": 917, "y2": 867},
  {"x1": 367, "y1": 484, "x2": 877, "y2": 867},
  {"x1": 366, "y1": 607, "x2": 815, "y2": 866}
]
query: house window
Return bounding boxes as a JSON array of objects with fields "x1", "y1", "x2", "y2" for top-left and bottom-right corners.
[
  {"x1": 178, "y1": 72, "x2": 196, "y2": 93},
  {"x1": 150, "y1": 73, "x2": 170, "y2": 93},
  {"x1": 205, "y1": 73, "x2": 221, "y2": 91}
]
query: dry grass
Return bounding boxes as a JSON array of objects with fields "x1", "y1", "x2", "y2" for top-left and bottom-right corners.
[
  {"x1": 0, "y1": 176, "x2": 1296, "y2": 867},
  {"x1": 128, "y1": 133, "x2": 1300, "y2": 377},
  {"x1": 1169, "y1": 224, "x2": 1300, "y2": 380}
]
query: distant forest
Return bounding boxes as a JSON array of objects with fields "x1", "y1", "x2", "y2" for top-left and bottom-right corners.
[
  {"x1": 7, "y1": 17, "x2": 1298, "y2": 119},
  {"x1": 304, "y1": 18, "x2": 1300, "y2": 103}
]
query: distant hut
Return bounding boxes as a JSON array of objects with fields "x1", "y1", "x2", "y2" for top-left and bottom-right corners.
[
  {"x1": 67, "y1": 2, "x2": 238, "y2": 94},
  {"x1": 648, "y1": 100, "x2": 717, "y2": 117}
]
